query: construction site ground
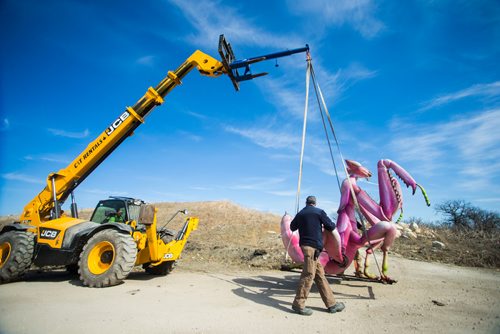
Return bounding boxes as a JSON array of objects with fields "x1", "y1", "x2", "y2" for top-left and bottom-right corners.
[{"x1": 0, "y1": 256, "x2": 499, "y2": 334}]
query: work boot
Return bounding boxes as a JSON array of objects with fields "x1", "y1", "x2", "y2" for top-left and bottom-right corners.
[
  {"x1": 327, "y1": 302, "x2": 345, "y2": 313},
  {"x1": 292, "y1": 305, "x2": 313, "y2": 316}
]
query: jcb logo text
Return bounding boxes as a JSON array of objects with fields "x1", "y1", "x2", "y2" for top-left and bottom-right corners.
[{"x1": 106, "y1": 111, "x2": 130, "y2": 135}]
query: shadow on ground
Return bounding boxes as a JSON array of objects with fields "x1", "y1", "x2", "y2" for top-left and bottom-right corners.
[{"x1": 207, "y1": 273, "x2": 376, "y2": 313}]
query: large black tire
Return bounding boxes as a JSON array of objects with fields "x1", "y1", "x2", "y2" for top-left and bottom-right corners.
[
  {"x1": 0, "y1": 231, "x2": 35, "y2": 283},
  {"x1": 66, "y1": 263, "x2": 79, "y2": 275},
  {"x1": 143, "y1": 234, "x2": 175, "y2": 276},
  {"x1": 144, "y1": 261, "x2": 175, "y2": 275},
  {"x1": 78, "y1": 229, "x2": 137, "y2": 288}
]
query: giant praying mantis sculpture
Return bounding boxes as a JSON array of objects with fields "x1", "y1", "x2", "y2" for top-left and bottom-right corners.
[{"x1": 281, "y1": 159, "x2": 430, "y2": 283}]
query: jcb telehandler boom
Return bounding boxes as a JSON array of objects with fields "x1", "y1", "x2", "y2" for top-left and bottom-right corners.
[{"x1": 0, "y1": 35, "x2": 309, "y2": 287}]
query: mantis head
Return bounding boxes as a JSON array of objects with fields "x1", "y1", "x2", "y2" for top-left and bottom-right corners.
[{"x1": 346, "y1": 159, "x2": 372, "y2": 178}]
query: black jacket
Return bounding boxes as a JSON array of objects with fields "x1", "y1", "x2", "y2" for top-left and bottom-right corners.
[{"x1": 290, "y1": 205, "x2": 336, "y2": 251}]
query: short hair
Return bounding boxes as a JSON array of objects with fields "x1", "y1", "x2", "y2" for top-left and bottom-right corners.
[{"x1": 306, "y1": 195, "x2": 316, "y2": 205}]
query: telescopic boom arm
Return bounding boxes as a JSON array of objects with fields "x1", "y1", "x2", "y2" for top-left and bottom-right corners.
[{"x1": 20, "y1": 35, "x2": 309, "y2": 227}]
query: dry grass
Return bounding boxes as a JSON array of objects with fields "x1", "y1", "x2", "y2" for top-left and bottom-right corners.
[
  {"x1": 2, "y1": 201, "x2": 499, "y2": 270},
  {"x1": 150, "y1": 201, "x2": 287, "y2": 271},
  {"x1": 391, "y1": 225, "x2": 500, "y2": 268}
]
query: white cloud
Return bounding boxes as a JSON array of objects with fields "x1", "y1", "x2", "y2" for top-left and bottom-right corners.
[
  {"x1": 229, "y1": 176, "x2": 286, "y2": 191},
  {"x1": 224, "y1": 122, "x2": 344, "y2": 179},
  {"x1": 2, "y1": 172, "x2": 44, "y2": 185},
  {"x1": 267, "y1": 189, "x2": 296, "y2": 197},
  {"x1": 224, "y1": 125, "x2": 300, "y2": 150},
  {"x1": 136, "y1": 55, "x2": 156, "y2": 66},
  {"x1": 189, "y1": 186, "x2": 212, "y2": 191},
  {"x1": 391, "y1": 109, "x2": 500, "y2": 187},
  {"x1": 178, "y1": 130, "x2": 203, "y2": 142},
  {"x1": 419, "y1": 81, "x2": 500, "y2": 111},
  {"x1": 340, "y1": 62, "x2": 378, "y2": 82},
  {"x1": 167, "y1": 0, "x2": 303, "y2": 48},
  {"x1": 24, "y1": 155, "x2": 70, "y2": 164},
  {"x1": 48, "y1": 128, "x2": 90, "y2": 139},
  {"x1": 0, "y1": 118, "x2": 10, "y2": 131},
  {"x1": 82, "y1": 188, "x2": 129, "y2": 196},
  {"x1": 258, "y1": 77, "x2": 308, "y2": 119},
  {"x1": 310, "y1": 61, "x2": 378, "y2": 106},
  {"x1": 184, "y1": 110, "x2": 209, "y2": 121},
  {"x1": 287, "y1": 0, "x2": 385, "y2": 38},
  {"x1": 475, "y1": 197, "x2": 500, "y2": 204},
  {"x1": 258, "y1": 60, "x2": 377, "y2": 121}
]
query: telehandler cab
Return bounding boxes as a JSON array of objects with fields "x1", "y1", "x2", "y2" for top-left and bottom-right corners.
[{"x1": 0, "y1": 35, "x2": 309, "y2": 287}]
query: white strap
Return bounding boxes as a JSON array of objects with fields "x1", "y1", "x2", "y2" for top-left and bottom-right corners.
[
  {"x1": 295, "y1": 59, "x2": 311, "y2": 214},
  {"x1": 286, "y1": 58, "x2": 311, "y2": 262}
]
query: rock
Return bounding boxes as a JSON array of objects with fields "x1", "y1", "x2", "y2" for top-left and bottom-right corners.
[
  {"x1": 253, "y1": 249, "x2": 267, "y2": 256},
  {"x1": 432, "y1": 300, "x2": 446, "y2": 306},
  {"x1": 402, "y1": 230, "x2": 418, "y2": 239},
  {"x1": 409, "y1": 222, "x2": 421, "y2": 233},
  {"x1": 432, "y1": 241, "x2": 446, "y2": 249},
  {"x1": 423, "y1": 230, "x2": 437, "y2": 238},
  {"x1": 395, "y1": 229, "x2": 402, "y2": 238},
  {"x1": 395, "y1": 223, "x2": 407, "y2": 231}
]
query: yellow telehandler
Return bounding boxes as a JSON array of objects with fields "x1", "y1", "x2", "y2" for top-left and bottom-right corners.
[{"x1": 0, "y1": 35, "x2": 308, "y2": 287}]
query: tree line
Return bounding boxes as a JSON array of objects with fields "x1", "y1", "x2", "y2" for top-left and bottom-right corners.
[{"x1": 436, "y1": 200, "x2": 499, "y2": 231}]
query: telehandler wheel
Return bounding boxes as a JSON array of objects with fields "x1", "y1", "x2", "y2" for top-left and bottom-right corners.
[
  {"x1": 78, "y1": 229, "x2": 137, "y2": 288},
  {"x1": 65, "y1": 263, "x2": 79, "y2": 275},
  {"x1": 143, "y1": 233, "x2": 175, "y2": 276},
  {"x1": 144, "y1": 261, "x2": 175, "y2": 275},
  {"x1": 0, "y1": 231, "x2": 35, "y2": 283}
]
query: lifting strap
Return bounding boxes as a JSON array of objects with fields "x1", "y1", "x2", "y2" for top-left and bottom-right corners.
[
  {"x1": 285, "y1": 54, "x2": 312, "y2": 262},
  {"x1": 294, "y1": 55, "x2": 312, "y2": 214}
]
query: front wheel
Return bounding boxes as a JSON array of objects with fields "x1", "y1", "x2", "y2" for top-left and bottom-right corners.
[
  {"x1": 0, "y1": 231, "x2": 35, "y2": 283},
  {"x1": 78, "y1": 229, "x2": 137, "y2": 288}
]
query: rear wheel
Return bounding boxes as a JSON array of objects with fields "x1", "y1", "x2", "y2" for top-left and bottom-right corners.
[
  {"x1": 144, "y1": 261, "x2": 174, "y2": 275},
  {"x1": 0, "y1": 231, "x2": 35, "y2": 283},
  {"x1": 78, "y1": 229, "x2": 137, "y2": 287},
  {"x1": 143, "y1": 233, "x2": 175, "y2": 276}
]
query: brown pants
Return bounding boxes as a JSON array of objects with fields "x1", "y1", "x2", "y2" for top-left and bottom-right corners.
[{"x1": 292, "y1": 245, "x2": 336, "y2": 309}]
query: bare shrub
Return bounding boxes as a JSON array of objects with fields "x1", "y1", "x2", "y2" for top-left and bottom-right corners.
[{"x1": 435, "y1": 200, "x2": 499, "y2": 231}]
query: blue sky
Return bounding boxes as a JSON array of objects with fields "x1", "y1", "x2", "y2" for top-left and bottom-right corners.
[{"x1": 1, "y1": 0, "x2": 499, "y2": 222}]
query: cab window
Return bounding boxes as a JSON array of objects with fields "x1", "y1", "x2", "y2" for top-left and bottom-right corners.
[{"x1": 90, "y1": 200, "x2": 127, "y2": 224}]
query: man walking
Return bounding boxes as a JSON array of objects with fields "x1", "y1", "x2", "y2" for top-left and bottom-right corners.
[{"x1": 290, "y1": 195, "x2": 345, "y2": 316}]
